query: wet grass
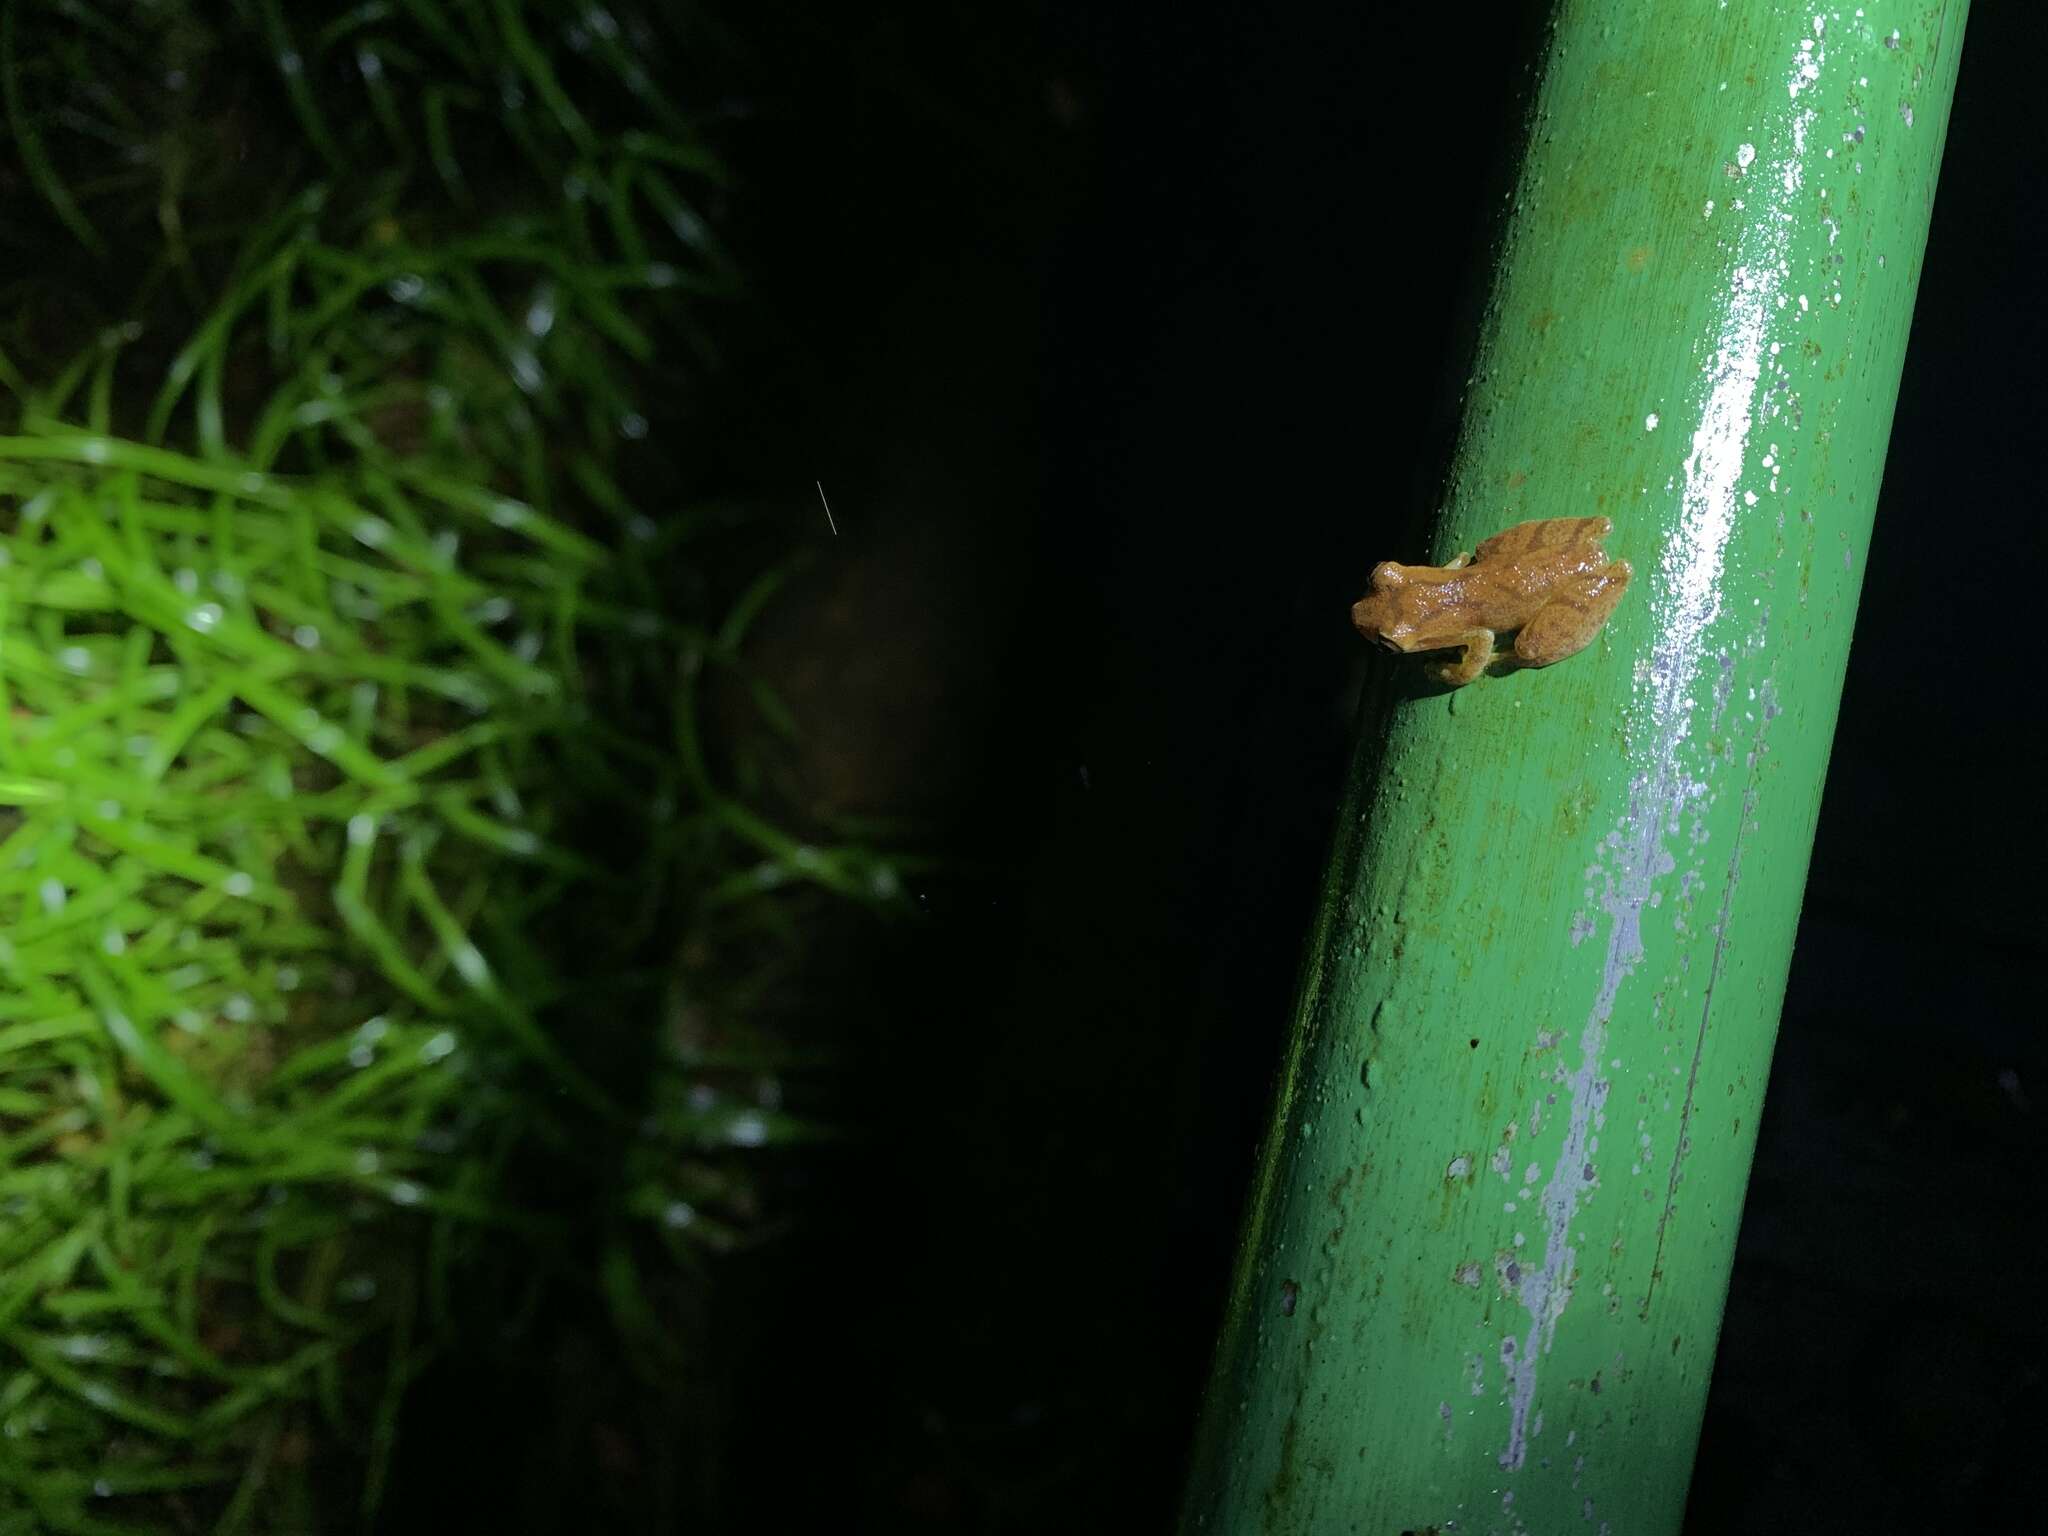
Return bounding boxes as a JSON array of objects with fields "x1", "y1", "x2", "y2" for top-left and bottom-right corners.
[{"x1": 1, "y1": 2, "x2": 890, "y2": 1529}]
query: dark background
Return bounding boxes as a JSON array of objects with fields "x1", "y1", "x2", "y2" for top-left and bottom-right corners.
[{"x1": 708, "y1": 2, "x2": 2040, "y2": 1530}]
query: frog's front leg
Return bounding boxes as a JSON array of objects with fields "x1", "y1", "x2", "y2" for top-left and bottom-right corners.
[
  {"x1": 1432, "y1": 628, "x2": 1497, "y2": 687},
  {"x1": 1510, "y1": 560, "x2": 1632, "y2": 668}
]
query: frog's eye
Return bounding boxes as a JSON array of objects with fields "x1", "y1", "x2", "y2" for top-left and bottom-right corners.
[{"x1": 1371, "y1": 561, "x2": 1405, "y2": 588}]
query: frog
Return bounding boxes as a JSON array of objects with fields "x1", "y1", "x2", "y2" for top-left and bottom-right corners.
[{"x1": 1350, "y1": 515, "x2": 1631, "y2": 687}]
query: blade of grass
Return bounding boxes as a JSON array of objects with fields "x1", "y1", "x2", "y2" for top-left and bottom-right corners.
[{"x1": 0, "y1": 1, "x2": 105, "y2": 258}]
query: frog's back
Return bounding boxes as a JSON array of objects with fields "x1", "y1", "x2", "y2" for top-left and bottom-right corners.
[
  {"x1": 1473, "y1": 515, "x2": 1611, "y2": 565},
  {"x1": 1461, "y1": 516, "x2": 1611, "y2": 626}
]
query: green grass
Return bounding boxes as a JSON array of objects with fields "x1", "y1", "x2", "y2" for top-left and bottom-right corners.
[
  {"x1": 1, "y1": 2, "x2": 895, "y2": 1529},
  {"x1": 0, "y1": 424, "x2": 593, "y2": 1529}
]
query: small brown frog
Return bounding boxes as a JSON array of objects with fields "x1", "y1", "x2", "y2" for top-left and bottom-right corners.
[{"x1": 1350, "y1": 515, "x2": 1631, "y2": 687}]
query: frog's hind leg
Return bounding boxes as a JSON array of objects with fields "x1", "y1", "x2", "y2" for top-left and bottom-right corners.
[
  {"x1": 1431, "y1": 629, "x2": 1496, "y2": 687},
  {"x1": 1510, "y1": 559, "x2": 1632, "y2": 668}
]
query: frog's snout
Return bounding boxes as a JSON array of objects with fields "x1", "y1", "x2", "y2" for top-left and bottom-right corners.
[{"x1": 1350, "y1": 596, "x2": 1403, "y2": 650}]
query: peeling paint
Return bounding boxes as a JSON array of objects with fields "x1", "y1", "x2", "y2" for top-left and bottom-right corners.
[
  {"x1": 1644, "y1": 679, "x2": 1781, "y2": 1316},
  {"x1": 1503, "y1": 34, "x2": 1821, "y2": 1472}
]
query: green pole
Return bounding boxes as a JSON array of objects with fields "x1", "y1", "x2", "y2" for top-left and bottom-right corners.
[{"x1": 1180, "y1": 3, "x2": 1969, "y2": 1532}]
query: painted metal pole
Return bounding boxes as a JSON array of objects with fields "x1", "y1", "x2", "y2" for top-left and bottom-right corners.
[{"x1": 1180, "y1": 3, "x2": 1969, "y2": 1532}]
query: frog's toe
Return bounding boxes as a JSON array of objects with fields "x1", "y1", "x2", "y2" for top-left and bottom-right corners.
[{"x1": 1431, "y1": 631, "x2": 1496, "y2": 686}]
